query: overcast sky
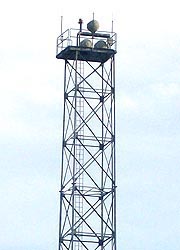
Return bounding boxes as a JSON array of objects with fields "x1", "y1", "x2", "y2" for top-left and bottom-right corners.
[{"x1": 0, "y1": 0, "x2": 180, "y2": 249}]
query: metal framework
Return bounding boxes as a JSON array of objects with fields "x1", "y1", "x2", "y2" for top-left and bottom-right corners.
[{"x1": 57, "y1": 23, "x2": 117, "y2": 250}]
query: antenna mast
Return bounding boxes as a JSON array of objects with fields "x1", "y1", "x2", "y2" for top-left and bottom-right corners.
[{"x1": 56, "y1": 17, "x2": 117, "y2": 250}]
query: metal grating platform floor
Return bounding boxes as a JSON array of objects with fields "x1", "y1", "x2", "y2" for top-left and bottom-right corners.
[{"x1": 56, "y1": 46, "x2": 116, "y2": 63}]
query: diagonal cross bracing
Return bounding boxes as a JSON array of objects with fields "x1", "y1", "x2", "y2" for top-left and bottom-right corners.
[{"x1": 59, "y1": 52, "x2": 116, "y2": 250}]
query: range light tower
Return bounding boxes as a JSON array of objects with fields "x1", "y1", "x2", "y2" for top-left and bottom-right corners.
[{"x1": 56, "y1": 18, "x2": 117, "y2": 250}]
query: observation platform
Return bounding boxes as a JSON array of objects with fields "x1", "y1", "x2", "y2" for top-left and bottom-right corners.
[{"x1": 56, "y1": 46, "x2": 116, "y2": 63}]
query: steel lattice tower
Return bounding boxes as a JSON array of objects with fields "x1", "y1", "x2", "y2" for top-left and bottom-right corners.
[{"x1": 56, "y1": 19, "x2": 117, "y2": 250}]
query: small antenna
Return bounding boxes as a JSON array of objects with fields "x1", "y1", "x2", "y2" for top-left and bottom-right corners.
[
  {"x1": 111, "y1": 13, "x2": 114, "y2": 33},
  {"x1": 60, "y1": 16, "x2": 64, "y2": 47},
  {"x1": 78, "y1": 18, "x2": 83, "y2": 32},
  {"x1": 111, "y1": 19, "x2": 114, "y2": 33},
  {"x1": 93, "y1": 12, "x2": 95, "y2": 20},
  {"x1": 61, "y1": 16, "x2": 63, "y2": 35}
]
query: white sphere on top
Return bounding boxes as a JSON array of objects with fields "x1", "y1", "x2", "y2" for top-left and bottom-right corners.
[{"x1": 87, "y1": 20, "x2": 99, "y2": 33}]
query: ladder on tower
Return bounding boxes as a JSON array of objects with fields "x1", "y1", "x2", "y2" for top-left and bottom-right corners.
[{"x1": 75, "y1": 60, "x2": 84, "y2": 250}]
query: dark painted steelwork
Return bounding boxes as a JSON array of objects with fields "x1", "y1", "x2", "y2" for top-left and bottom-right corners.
[{"x1": 56, "y1": 46, "x2": 116, "y2": 63}]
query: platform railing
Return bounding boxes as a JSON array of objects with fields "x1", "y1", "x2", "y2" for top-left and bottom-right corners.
[{"x1": 56, "y1": 28, "x2": 117, "y2": 56}]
